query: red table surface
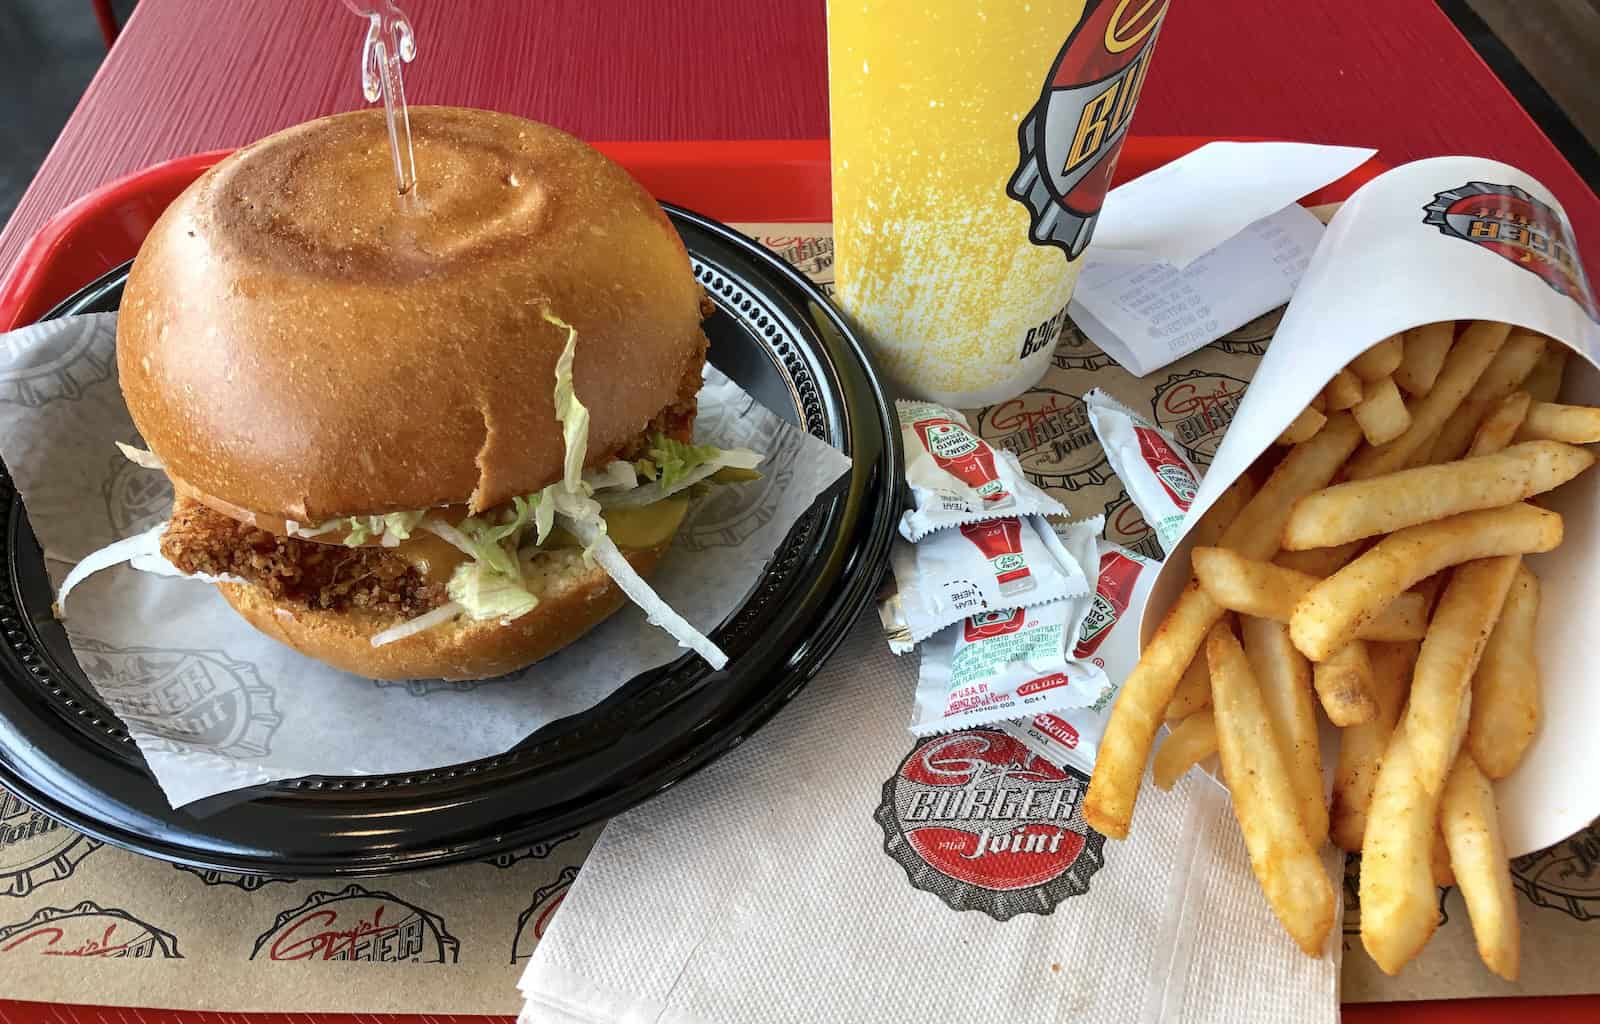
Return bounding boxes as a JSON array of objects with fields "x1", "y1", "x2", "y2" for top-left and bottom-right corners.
[{"x1": 0, "y1": 1, "x2": 1595, "y2": 1021}]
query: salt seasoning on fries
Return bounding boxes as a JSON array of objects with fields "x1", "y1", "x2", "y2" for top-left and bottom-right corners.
[
  {"x1": 1395, "y1": 321, "x2": 1453, "y2": 395},
  {"x1": 1441, "y1": 755, "x2": 1521, "y2": 981},
  {"x1": 1344, "y1": 320, "x2": 1512, "y2": 479},
  {"x1": 1281, "y1": 440, "x2": 1593, "y2": 550},
  {"x1": 1468, "y1": 390, "x2": 1533, "y2": 456},
  {"x1": 1467, "y1": 564, "x2": 1541, "y2": 779},
  {"x1": 1206, "y1": 621, "x2": 1335, "y2": 955},
  {"x1": 1288, "y1": 503, "x2": 1560, "y2": 663},
  {"x1": 1330, "y1": 640, "x2": 1414, "y2": 852},
  {"x1": 1516, "y1": 399, "x2": 1600, "y2": 444},
  {"x1": 1361, "y1": 720, "x2": 1445, "y2": 974}
]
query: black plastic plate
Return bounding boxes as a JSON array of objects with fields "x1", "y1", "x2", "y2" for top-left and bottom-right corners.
[{"x1": 0, "y1": 205, "x2": 899, "y2": 875}]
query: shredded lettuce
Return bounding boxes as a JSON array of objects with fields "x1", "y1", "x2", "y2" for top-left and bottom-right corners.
[
  {"x1": 602, "y1": 442, "x2": 763, "y2": 508},
  {"x1": 585, "y1": 460, "x2": 638, "y2": 492},
  {"x1": 446, "y1": 562, "x2": 538, "y2": 623},
  {"x1": 559, "y1": 513, "x2": 729, "y2": 669},
  {"x1": 383, "y1": 511, "x2": 425, "y2": 544},
  {"x1": 651, "y1": 435, "x2": 725, "y2": 491},
  {"x1": 543, "y1": 309, "x2": 590, "y2": 493},
  {"x1": 634, "y1": 457, "x2": 658, "y2": 481}
]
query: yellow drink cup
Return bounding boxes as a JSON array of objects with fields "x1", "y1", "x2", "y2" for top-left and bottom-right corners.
[{"x1": 829, "y1": 0, "x2": 1170, "y2": 405}]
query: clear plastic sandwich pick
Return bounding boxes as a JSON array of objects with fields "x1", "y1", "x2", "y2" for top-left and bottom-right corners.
[{"x1": 342, "y1": 0, "x2": 418, "y2": 196}]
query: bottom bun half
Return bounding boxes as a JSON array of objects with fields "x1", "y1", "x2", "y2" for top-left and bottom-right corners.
[{"x1": 219, "y1": 540, "x2": 672, "y2": 681}]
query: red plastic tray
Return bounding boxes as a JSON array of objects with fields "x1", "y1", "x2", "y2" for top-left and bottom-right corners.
[{"x1": 0, "y1": 137, "x2": 1584, "y2": 1023}]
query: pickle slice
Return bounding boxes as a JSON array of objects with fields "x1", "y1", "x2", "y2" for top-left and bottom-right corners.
[{"x1": 541, "y1": 495, "x2": 690, "y2": 551}]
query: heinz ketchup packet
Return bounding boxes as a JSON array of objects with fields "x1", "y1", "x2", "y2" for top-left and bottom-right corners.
[
  {"x1": 978, "y1": 542, "x2": 1160, "y2": 766},
  {"x1": 1083, "y1": 389, "x2": 1200, "y2": 553},
  {"x1": 910, "y1": 601, "x2": 1107, "y2": 736},
  {"x1": 897, "y1": 400, "x2": 1067, "y2": 541},
  {"x1": 881, "y1": 515, "x2": 1096, "y2": 652}
]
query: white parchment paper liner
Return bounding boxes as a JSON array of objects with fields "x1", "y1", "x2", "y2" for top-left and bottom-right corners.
[{"x1": 0, "y1": 311, "x2": 852, "y2": 806}]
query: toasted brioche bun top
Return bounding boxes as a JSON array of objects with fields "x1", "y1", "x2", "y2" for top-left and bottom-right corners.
[{"x1": 119, "y1": 107, "x2": 705, "y2": 524}]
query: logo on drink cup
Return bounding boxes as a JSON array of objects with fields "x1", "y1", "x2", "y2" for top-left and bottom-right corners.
[
  {"x1": 958, "y1": 519, "x2": 1035, "y2": 595},
  {"x1": 913, "y1": 417, "x2": 1013, "y2": 506},
  {"x1": 1074, "y1": 549, "x2": 1142, "y2": 658},
  {"x1": 1134, "y1": 426, "x2": 1198, "y2": 508},
  {"x1": 1007, "y1": 0, "x2": 1170, "y2": 258},
  {"x1": 1424, "y1": 181, "x2": 1600, "y2": 323},
  {"x1": 1150, "y1": 370, "x2": 1248, "y2": 468},
  {"x1": 875, "y1": 729, "x2": 1106, "y2": 920}
]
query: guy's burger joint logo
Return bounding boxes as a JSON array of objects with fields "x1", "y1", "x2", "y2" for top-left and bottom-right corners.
[
  {"x1": 1007, "y1": 0, "x2": 1169, "y2": 258},
  {"x1": 0, "y1": 901, "x2": 181, "y2": 959},
  {"x1": 875, "y1": 729, "x2": 1105, "y2": 921},
  {"x1": 1424, "y1": 181, "x2": 1600, "y2": 323},
  {"x1": 251, "y1": 884, "x2": 460, "y2": 963}
]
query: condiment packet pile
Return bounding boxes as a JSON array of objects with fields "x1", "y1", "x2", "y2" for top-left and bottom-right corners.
[{"x1": 882, "y1": 400, "x2": 1160, "y2": 738}]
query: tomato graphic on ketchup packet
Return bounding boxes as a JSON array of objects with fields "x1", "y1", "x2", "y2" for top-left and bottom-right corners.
[
  {"x1": 898, "y1": 400, "x2": 1067, "y2": 542},
  {"x1": 1082, "y1": 388, "x2": 1200, "y2": 554}
]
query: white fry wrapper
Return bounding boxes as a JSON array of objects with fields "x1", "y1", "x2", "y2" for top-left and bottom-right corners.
[
  {"x1": 883, "y1": 514, "x2": 1091, "y2": 650},
  {"x1": 897, "y1": 399, "x2": 1067, "y2": 540},
  {"x1": 0, "y1": 312, "x2": 851, "y2": 807},
  {"x1": 1144, "y1": 156, "x2": 1600, "y2": 856},
  {"x1": 1083, "y1": 387, "x2": 1200, "y2": 553}
]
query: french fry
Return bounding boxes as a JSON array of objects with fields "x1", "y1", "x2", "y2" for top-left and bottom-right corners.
[
  {"x1": 1521, "y1": 345, "x2": 1569, "y2": 404},
  {"x1": 1086, "y1": 414, "x2": 1364, "y2": 838},
  {"x1": 1352, "y1": 375, "x2": 1411, "y2": 446},
  {"x1": 1085, "y1": 582, "x2": 1224, "y2": 838},
  {"x1": 1274, "y1": 540, "x2": 1364, "y2": 578},
  {"x1": 1282, "y1": 440, "x2": 1594, "y2": 550},
  {"x1": 1395, "y1": 321, "x2": 1453, "y2": 396},
  {"x1": 1350, "y1": 334, "x2": 1405, "y2": 382},
  {"x1": 1153, "y1": 710, "x2": 1218, "y2": 790},
  {"x1": 1427, "y1": 328, "x2": 1547, "y2": 463},
  {"x1": 1325, "y1": 369, "x2": 1365, "y2": 411},
  {"x1": 1360, "y1": 720, "x2": 1445, "y2": 974},
  {"x1": 1240, "y1": 615, "x2": 1327, "y2": 845},
  {"x1": 1193, "y1": 546, "x2": 1428, "y2": 642},
  {"x1": 1432, "y1": 825, "x2": 1457, "y2": 888},
  {"x1": 1400, "y1": 556, "x2": 1521, "y2": 796},
  {"x1": 1345, "y1": 321, "x2": 1512, "y2": 479},
  {"x1": 1188, "y1": 474, "x2": 1258, "y2": 549},
  {"x1": 1517, "y1": 400, "x2": 1600, "y2": 444},
  {"x1": 1442, "y1": 754, "x2": 1520, "y2": 980},
  {"x1": 1277, "y1": 406, "x2": 1326, "y2": 445},
  {"x1": 1467, "y1": 564, "x2": 1540, "y2": 779},
  {"x1": 1288, "y1": 503, "x2": 1561, "y2": 662},
  {"x1": 1312, "y1": 640, "x2": 1378, "y2": 726},
  {"x1": 1218, "y1": 413, "x2": 1364, "y2": 562},
  {"x1": 1164, "y1": 654, "x2": 1212, "y2": 722},
  {"x1": 1331, "y1": 640, "x2": 1413, "y2": 852},
  {"x1": 1468, "y1": 391, "x2": 1532, "y2": 456},
  {"x1": 1207, "y1": 622, "x2": 1336, "y2": 955}
]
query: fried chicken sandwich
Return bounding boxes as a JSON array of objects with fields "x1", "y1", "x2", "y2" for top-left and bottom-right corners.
[{"x1": 69, "y1": 108, "x2": 759, "y2": 679}]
